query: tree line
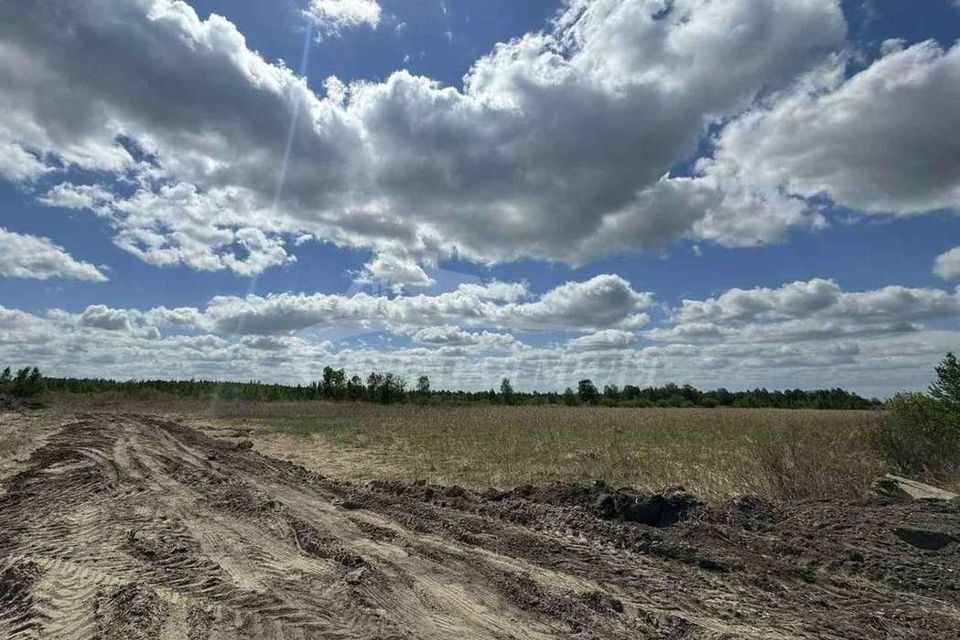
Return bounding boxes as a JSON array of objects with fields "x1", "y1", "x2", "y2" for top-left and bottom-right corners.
[{"x1": 1, "y1": 364, "x2": 880, "y2": 409}]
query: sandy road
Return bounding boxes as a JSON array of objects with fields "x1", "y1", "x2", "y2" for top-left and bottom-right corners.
[{"x1": 0, "y1": 413, "x2": 957, "y2": 639}]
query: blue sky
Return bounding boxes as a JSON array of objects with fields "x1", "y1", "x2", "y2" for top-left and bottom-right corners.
[{"x1": 0, "y1": 0, "x2": 958, "y2": 396}]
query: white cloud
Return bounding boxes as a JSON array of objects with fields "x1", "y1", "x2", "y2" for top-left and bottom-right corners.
[
  {"x1": 2, "y1": 271, "x2": 959, "y2": 397},
  {"x1": 44, "y1": 182, "x2": 294, "y2": 276},
  {"x1": 670, "y1": 278, "x2": 960, "y2": 326},
  {"x1": 706, "y1": 41, "x2": 960, "y2": 217},
  {"x1": 566, "y1": 329, "x2": 636, "y2": 351},
  {"x1": 650, "y1": 279, "x2": 960, "y2": 351},
  {"x1": 0, "y1": 310, "x2": 946, "y2": 398},
  {"x1": 0, "y1": 228, "x2": 107, "y2": 282},
  {"x1": 356, "y1": 252, "x2": 434, "y2": 290},
  {"x1": 934, "y1": 247, "x2": 960, "y2": 280},
  {"x1": 200, "y1": 274, "x2": 651, "y2": 335},
  {"x1": 79, "y1": 305, "x2": 138, "y2": 331},
  {"x1": 410, "y1": 325, "x2": 522, "y2": 351},
  {"x1": 492, "y1": 275, "x2": 651, "y2": 331},
  {"x1": 0, "y1": 140, "x2": 47, "y2": 182},
  {"x1": 39, "y1": 183, "x2": 114, "y2": 214},
  {"x1": 456, "y1": 280, "x2": 528, "y2": 302},
  {"x1": 304, "y1": 0, "x2": 382, "y2": 37},
  {"x1": 0, "y1": 0, "x2": 852, "y2": 274}
]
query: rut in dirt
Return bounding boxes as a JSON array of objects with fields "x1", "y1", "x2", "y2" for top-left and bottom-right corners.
[{"x1": 0, "y1": 413, "x2": 958, "y2": 639}]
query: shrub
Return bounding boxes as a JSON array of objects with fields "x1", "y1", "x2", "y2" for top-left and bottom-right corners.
[{"x1": 870, "y1": 392, "x2": 960, "y2": 478}]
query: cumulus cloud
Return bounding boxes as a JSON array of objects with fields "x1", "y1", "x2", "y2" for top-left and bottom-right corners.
[
  {"x1": 78, "y1": 305, "x2": 138, "y2": 332},
  {"x1": 934, "y1": 247, "x2": 960, "y2": 280},
  {"x1": 356, "y1": 252, "x2": 434, "y2": 290},
  {"x1": 304, "y1": 0, "x2": 382, "y2": 37},
  {"x1": 0, "y1": 299, "x2": 954, "y2": 397},
  {"x1": 651, "y1": 279, "x2": 960, "y2": 348},
  {"x1": 0, "y1": 0, "x2": 853, "y2": 275},
  {"x1": 200, "y1": 274, "x2": 651, "y2": 335},
  {"x1": 670, "y1": 278, "x2": 960, "y2": 325},
  {"x1": 2, "y1": 271, "x2": 960, "y2": 396},
  {"x1": 0, "y1": 228, "x2": 107, "y2": 282},
  {"x1": 410, "y1": 326, "x2": 522, "y2": 351},
  {"x1": 566, "y1": 329, "x2": 636, "y2": 351},
  {"x1": 456, "y1": 280, "x2": 529, "y2": 302},
  {"x1": 705, "y1": 41, "x2": 960, "y2": 217}
]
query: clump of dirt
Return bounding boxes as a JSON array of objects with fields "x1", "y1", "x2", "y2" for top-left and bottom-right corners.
[
  {"x1": 893, "y1": 526, "x2": 957, "y2": 551},
  {"x1": 288, "y1": 515, "x2": 366, "y2": 568},
  {"x1": 490, "y1": 480, "x2": 701, "y2": 527},
  {"x1": 206, "y1": 480, "x2": 279, "y2": 516},
  {"x1": 127, "y1": 528, "x2": 190, "y2": 561},
  {"x1": 580, "y1": 589, "x2": 625, "y2": 614}
]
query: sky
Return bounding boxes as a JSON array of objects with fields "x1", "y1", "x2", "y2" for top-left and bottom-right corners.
[{"x1": 0, "y1": 0, "x2": 958, "y2": 397}]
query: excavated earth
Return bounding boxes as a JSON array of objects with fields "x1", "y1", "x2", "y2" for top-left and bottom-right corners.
[{"x1": 0, "y1": 412, "x2": 959, "y2": 639}]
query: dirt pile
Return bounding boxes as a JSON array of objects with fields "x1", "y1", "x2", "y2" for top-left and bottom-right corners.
[
  {"x1": 0, "y1": 413, "x2": 957, "y2": 639},
  {"x1": 488, "y1": 480, "x2": 701, "y2": 526}
]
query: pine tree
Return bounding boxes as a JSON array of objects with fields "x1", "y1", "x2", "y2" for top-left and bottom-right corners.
[
  {"x1": 499, "y1": 378, "x2": 515, "y2": 405},
  {"x1": 930, "y1": 352, "x2": 960, "y2": 412}
]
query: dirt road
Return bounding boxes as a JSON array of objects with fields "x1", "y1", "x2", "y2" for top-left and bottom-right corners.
[{"x1": 0, "y1": 413, "x2": 958, "y2": 639}]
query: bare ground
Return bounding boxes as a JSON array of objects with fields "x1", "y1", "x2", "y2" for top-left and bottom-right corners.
[{"x1": 0, "y1": 411, "x2": 958, "y2": 639}]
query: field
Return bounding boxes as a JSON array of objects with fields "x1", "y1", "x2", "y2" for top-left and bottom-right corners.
[
  {"x1": 183, "y1": 403, "x2": 885, "y2": 501},
  {"x1": 1, "y1": 400, "x2": 958, "y2": 638}
]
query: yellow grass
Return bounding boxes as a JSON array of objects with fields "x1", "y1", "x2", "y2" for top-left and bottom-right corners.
[{"x1": 188, "y1": 402, "x2": 885, "y2": 501}]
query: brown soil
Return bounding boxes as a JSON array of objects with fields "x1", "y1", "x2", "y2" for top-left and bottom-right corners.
[{"x1": 0, "y1": 412, "x2": 958, "y2": 639}]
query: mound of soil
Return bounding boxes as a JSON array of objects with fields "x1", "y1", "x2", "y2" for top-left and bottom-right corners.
[{"x1": 490, "y1": 480, "x2": 701, "y2": 526}]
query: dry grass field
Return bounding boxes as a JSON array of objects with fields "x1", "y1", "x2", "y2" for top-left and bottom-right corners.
[{"x1": 167, "y1": 401, "x2": 889, "y2": 501}]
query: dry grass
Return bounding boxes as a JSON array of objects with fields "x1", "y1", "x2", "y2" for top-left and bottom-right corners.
[{"x1": 178, "y1": 402, "x2": 886, "y2": 501}]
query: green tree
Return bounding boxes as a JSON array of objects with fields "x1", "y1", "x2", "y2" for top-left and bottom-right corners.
[
  {"x1": 930, "y1": 352, "x2": 960, "y2": 412},
  {"x1": 320, "y1": 367, "x2": 346, "y2": 400},
  {"x1": 366, "y1": 372, "x2": 384, "y2": 399},
  {"x1": 499, "y1": 378, "x2": 515, "y2": 405},
  {"x1": 578, "y1": 379, "x2": 599, "y2": 404},
  {"x1": 346, "y1": 375, "x2": 365, "y2": 401},
  {"x1": 416, "y1": 375, "x2": 431, "y2": 395},
  {"x1": 378, "y1": 373, "x2": 405, "y2": 404},
  {"x1": 11, "y1": 366, "x2": 44, "y2": 398}
]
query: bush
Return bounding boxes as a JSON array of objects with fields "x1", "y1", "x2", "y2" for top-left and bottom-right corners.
[{"x1": 870, "y1": 392, "x2": 960, "y2": 478}]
